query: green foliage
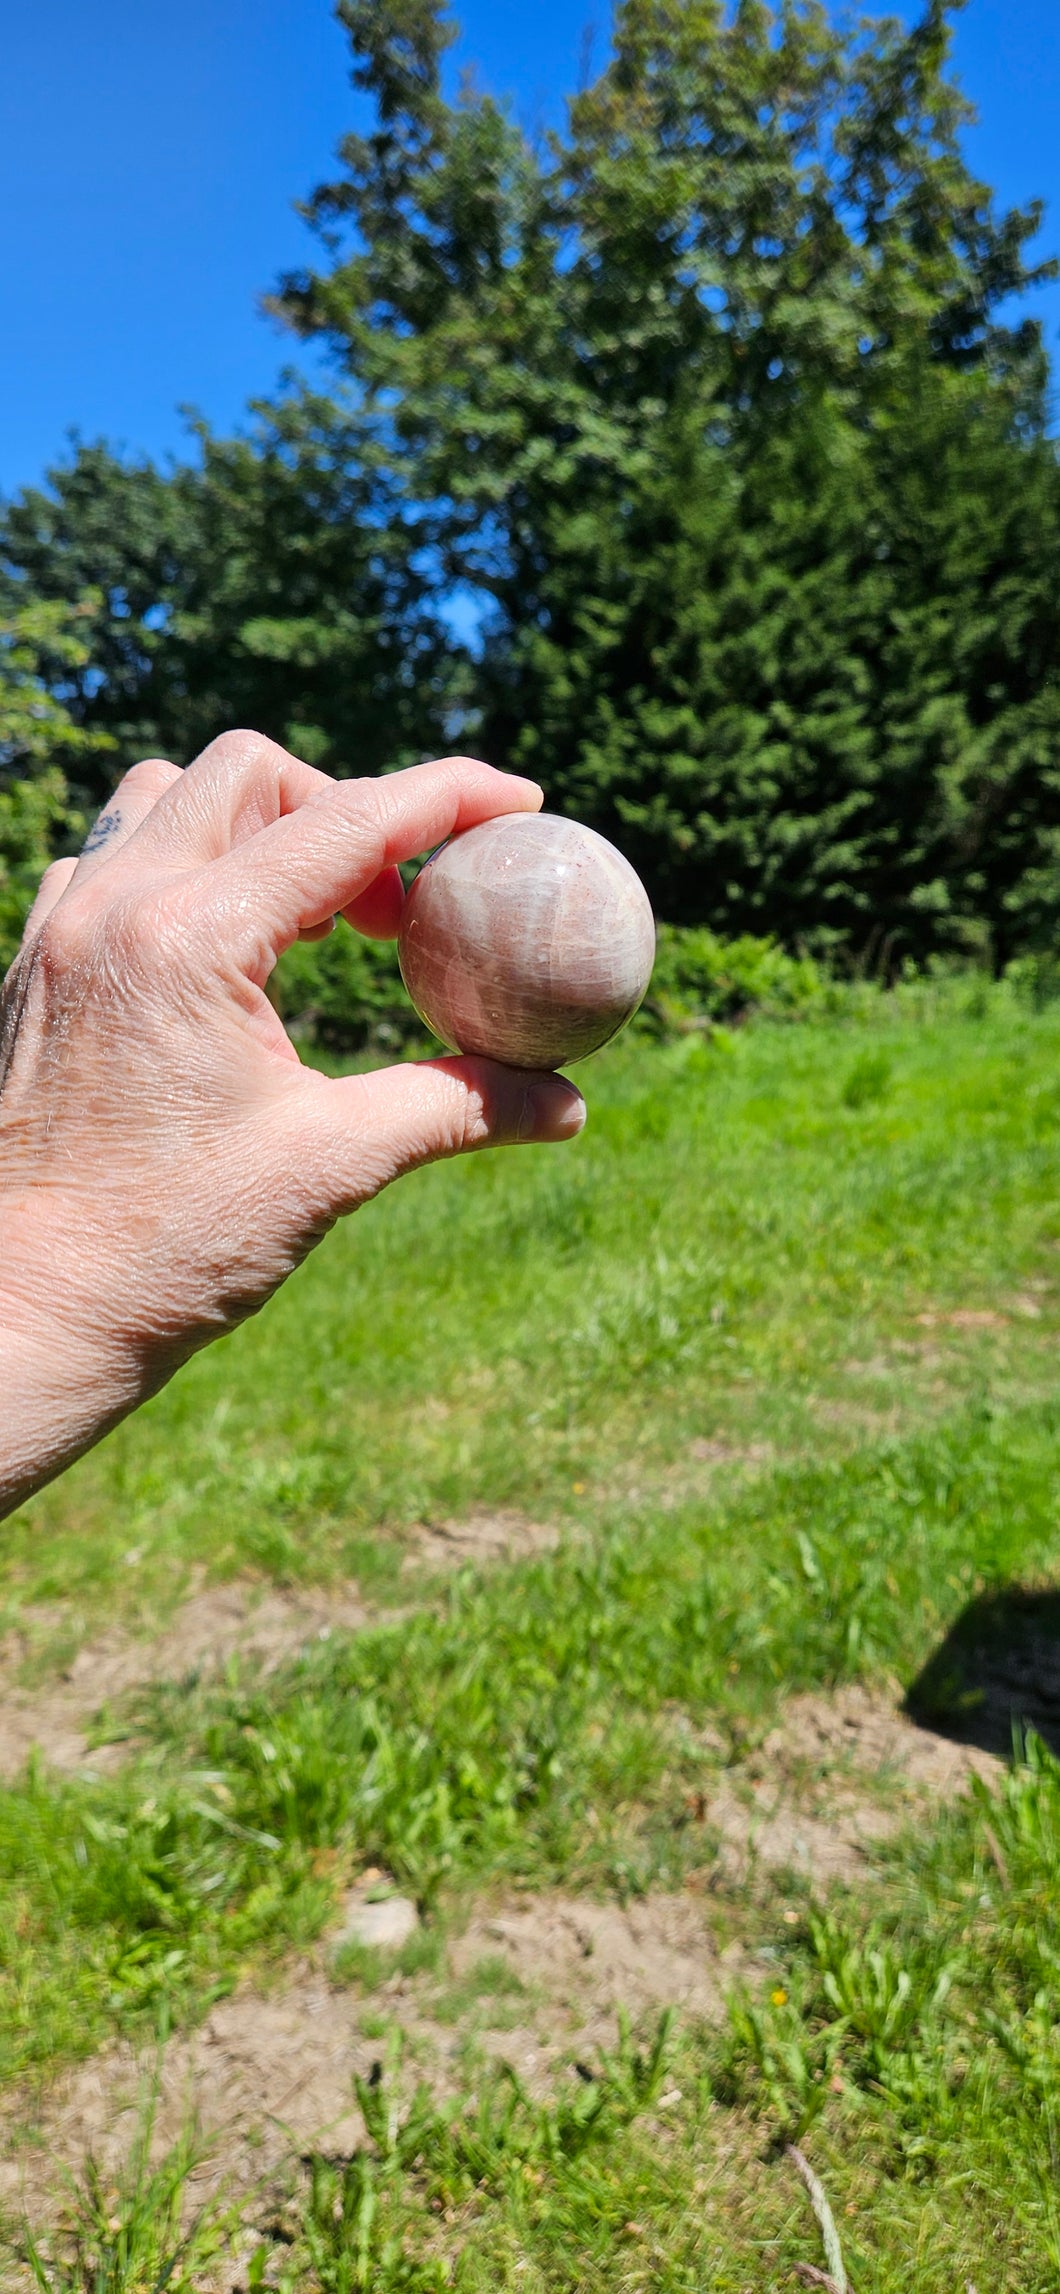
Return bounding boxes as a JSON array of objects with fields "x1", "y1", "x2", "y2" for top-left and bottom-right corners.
[
  {"x1": 840, "y1": 1046, "x2": 893, "y2": 1108},
  {"x1": 5, "y1": 1381, "x2": 1060, "y2": 2076},
  {"x1": 0, "y1": 598, "x2": 109, "y2": 969},
  {"x1": 271, "y1": 918, "x2": 829, "y2": 1054},
  {"x1": 645, "y1": 922, "x2": 826, "y2": 1029},
  {"x1": 272, "y1": 924, "x2": 424, "y2": 1055},
  {"x1": 0, "y1": 399, "x2": 456, "y2": 812},
  {"x1": 284, "y1": 2019, "x2": 671, "y2": 2294},
  {"x1": 22, "y1": 2061, "x2": 228, "y2": 2294},
  {"x1": 272, "y1": 0, "x2": 1060, "y2": 961},
  {"x1": 715, "y1": 1733, "x2": 1060, "y2": 2273},
  {"x1": 10, "y1": 1012, "x2": 1060, "y2": 2278},
  {"x1": 3, "y1": 4, "x2": 1059, "y2": 962}
]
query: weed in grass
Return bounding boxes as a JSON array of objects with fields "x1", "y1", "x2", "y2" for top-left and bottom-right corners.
[
  {"x1": 20, "y1": 2056, "x2": 230, "y2": 2294},
  {"x1": 9, "y1": 1393, "x2": 1060, "y2": 2081},
  {"x1": 283, "y1": 2017, "x2": 675, "y2": 2294},
  {"x1": 841, "y1": 1048, "x2": 894, "y2": 1110},
  {"x1": 432, "y1": 1954, "x2": 531, "y2": 2030}
]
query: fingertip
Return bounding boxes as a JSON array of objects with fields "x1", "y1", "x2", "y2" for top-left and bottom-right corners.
[
  {"x1": 341, "y1": 865, "x2": 406, "y2": 940},
  {"x1": 519, "y1": 1076, "x2": 587, "y2": 1143},
  {"x1": 502, "y1": 771, "x2": 544, "y2": 814},
  {"x1": 436, "y1": 757, "x2": 543, "y2": 815}
]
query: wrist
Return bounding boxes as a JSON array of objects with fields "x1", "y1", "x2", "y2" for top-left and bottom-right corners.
[{"x1": 0, "y1": 1203, "x2": 149, "y2": 1520}]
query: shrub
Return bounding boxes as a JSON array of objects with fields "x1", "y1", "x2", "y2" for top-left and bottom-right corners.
[
  {"x1": 271, "y1": 927, "x2": 425, "y2": 1055},
  {"x1": 271, "y1": 920, "x2": 831, "y2": 1057},
  {"x1": 643, "y1": 924, "x2": 827, "y2": 1033}
]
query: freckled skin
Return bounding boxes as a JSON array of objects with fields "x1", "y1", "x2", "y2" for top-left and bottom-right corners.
[{"x1": 399, "y1": 815, "x2": 656, "y2": 1069}]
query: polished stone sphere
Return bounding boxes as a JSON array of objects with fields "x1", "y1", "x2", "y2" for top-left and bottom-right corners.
[{"x1": 398, "y1": 812, "x2": 656, "y2": 1069}]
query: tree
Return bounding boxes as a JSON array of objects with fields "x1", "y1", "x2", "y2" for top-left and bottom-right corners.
[
  {"x1": 0, "y1": 390, "x2": 458, "y2": 812},
  {"x1": 5, "y1": 1, "x2": 1060, "y2": 959},
  {"x1": 272, "y1": 0, "x2": 1060, "y2": 958},
  {"x1": 0, "y1": 598, "x2": 112, "y2": 971}
]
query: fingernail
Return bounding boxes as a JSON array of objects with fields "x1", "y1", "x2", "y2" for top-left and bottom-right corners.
[{"x1": 520, "y1": 1078, "x2": 587, "y2": 1142}]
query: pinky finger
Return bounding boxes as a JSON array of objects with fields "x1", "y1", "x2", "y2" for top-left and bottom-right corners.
[
  {"x1": 71, "y1": 757, "x2": 184, "y2": 885},
  {"x1": 19, "y1": 858, "x2": 79, "y2": 949}
]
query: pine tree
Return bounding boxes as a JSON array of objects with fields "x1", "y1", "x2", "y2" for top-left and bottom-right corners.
[{"x1": 4, "y1": 1, "x2": 1059, "y2": 960}]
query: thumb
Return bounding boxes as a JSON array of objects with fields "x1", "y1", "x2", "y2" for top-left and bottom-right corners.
[{"x1": 283, "y1": 1055, "x2": 587, "y2": 1216}]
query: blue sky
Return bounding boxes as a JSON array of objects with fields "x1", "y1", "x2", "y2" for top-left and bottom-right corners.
[{"x1": 1, "y1": 0, "x2": 1057, "y2": 499}]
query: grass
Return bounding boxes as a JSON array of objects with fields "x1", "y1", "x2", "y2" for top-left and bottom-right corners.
[
  {"x1": 6, "y1": 973, "x2": 1060, "y2": 1643},
  {"x1": 20, "y1": 2048, "x2": 229, "y2": 2294},
  {"x1": 7, "y1": 981, "x2": 1060, "y2": 2281}
]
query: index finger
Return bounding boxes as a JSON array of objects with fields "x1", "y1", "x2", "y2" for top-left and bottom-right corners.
[{"x1": 197, "y1": 755, "x2": 544, "y2": 966}]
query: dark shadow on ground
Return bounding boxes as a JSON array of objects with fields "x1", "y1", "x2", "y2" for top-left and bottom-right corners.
[{"x1": 906, "y1": 1588, "x2": 1060, "y2": 1758}]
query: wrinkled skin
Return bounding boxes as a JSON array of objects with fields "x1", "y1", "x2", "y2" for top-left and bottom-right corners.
[{"x1": 0, "y1": 733, "x2": 584, "y2": 1519}]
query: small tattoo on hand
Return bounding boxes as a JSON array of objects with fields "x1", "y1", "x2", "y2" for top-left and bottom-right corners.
[{"x1": 82, "y1": 807, "x2": 123, "y2": 856}]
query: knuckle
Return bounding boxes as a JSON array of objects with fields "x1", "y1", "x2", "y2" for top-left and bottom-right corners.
[
  {"x1": 194, "y1": 728, "x2": 281, "y2": 780},
  {"x1": 37, "y1": 877, "x2": 184, "y2": 982},
  {"x1": 34, "y1": 894, "x2": 95, "y2": 973},
  {"x1": 451, "y1": 1061, "x2": 496, "y2": 1151},
  {"x1": 120, "y1": 755, "x2": 180, "y2": 801},
  {"x1": 333, "y1": 775, "x2": 387, "y2": 849}
]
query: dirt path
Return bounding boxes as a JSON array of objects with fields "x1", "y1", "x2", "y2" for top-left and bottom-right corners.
[{"x1": 0, "y1": 1581, "x2": 374, "y2": 1780}]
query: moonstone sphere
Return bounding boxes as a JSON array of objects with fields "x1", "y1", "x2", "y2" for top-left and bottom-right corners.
[{"x1": 398, "y1": 813, "x2": 656, "y2": 1069}]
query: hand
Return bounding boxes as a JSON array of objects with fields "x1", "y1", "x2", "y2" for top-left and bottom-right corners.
[{"x1": 0, "y1": 733, "x2": 585, "y2": 1519}]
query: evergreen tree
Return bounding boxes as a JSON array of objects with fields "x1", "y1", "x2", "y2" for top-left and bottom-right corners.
[
  {"x1": 4, "y1": 1, "x2": 1059, "y2": 960},
  {"x1": 273, "y1": 0, "x2": 1060, "y2": 959},
  {"x1": 0, "y1": 391, "x2": 456, "y2": 812}
]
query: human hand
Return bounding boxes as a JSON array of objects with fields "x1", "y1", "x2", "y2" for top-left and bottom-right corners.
[{"x1": 0, "y1": 734, "x2": 585, "y2": 1518}]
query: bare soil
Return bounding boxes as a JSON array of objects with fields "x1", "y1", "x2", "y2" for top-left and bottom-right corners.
[
  {"x1": 0, "y1": 1581, "x2": 374, "y2": 1781},
  {"x1": 0, "y1": 1887, "x2": 737, "y2": 2220},
  {"x1": 0, "y1": 1516, "x2": 557, "y2": 1781},
  {"x1": 405, "y1": 1508, "x2": 560, "y2": 1574},
  {"x1": 0, "y1": 1661, "x2": 1001, "y2": 2227}
]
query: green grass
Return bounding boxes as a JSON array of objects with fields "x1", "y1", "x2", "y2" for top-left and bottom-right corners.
[
  {"x1": 9, "y1": 986, "x2": 1060, "y2": 2282},
  {"x1": 20, "y1": 2055, "x2": 229, "y2": 2294},
  {"x1": 8, "y1": 980, "x2": 1060, "y2": 1643}
]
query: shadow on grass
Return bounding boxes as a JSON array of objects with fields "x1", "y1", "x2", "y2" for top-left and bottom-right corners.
[{"x1": 907, "y1": 1587, "x2": 1060, "y2": 1757}]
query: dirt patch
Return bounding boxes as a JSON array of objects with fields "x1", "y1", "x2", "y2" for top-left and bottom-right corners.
[
  {"x1": 0, "y1": 1887, "x2": 732, "y2": 2222},
  {"x1": 634, "y1": 1437, "x2": 776, "y2": 1515},
  {"x1": 806, "y1": 1399, "x2": 902, "y2": 1435},
  {"x1": 686, "y1": 1439, "x2": 773, "y2": 1468},
  {"x1": 0, "y1": 1516, "x2": 566, "y2": 1782},
  {"x1": 0, "y1": 1582, "x2": 373, "y2": 1782},
  {"x1": 0, "y1": 1681, "x2": 1012, "y2": 2229},
  {"x1": 404, "y1": 1510, "x2": 560, "y2": 1573},
  {"x1": 701, "y1": 1685, "x2": 1002, "y2": 1890},
  {"x1": 767, "y1": 1683, "x2": 1001, "y2": 1796},
  {"x1": 458, "y1": 1891, "x2": 736, "y2": 2033},
  {"x1": 664, "y1": 1687, "x2": 1003, "y2": 1895},
  {"x1": 706, "y1": 1773, "x2": 895, "y2": 1887},
  {"x1": 915, "y1": 1308, "x2": 1008, "y2": 1331}
]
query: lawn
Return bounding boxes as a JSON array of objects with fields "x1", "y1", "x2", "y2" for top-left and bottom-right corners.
[{"x1": 6, "y1": 982, "x2": 1060, "y2": 2288}]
